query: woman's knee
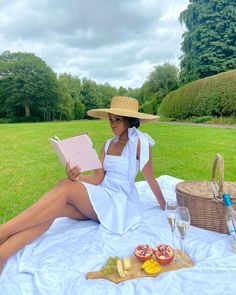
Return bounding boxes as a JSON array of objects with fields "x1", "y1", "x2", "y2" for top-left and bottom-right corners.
[
  {"x1": 55, "y1": 178, "x2": 68, "y2": 187},
  {"x1": 55, "y1": 178, "x2": 84, "y2": 194},
  {"x1": 56, "y1": 178, "x2": 74, "y2": 188},
  {"x1": 57, "y1": 181, "x2": 97, "y2": 220}
]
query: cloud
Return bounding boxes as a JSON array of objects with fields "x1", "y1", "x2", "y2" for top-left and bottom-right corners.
[{"x1": 0, "y1": 0, "x2": 189, "y2": 88}]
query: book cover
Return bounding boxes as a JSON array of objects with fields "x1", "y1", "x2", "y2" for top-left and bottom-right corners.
[{"x1": 49, "y1": 133, "x2": 102, "y2": 172}]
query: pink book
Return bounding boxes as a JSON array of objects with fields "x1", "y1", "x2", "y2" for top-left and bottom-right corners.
[{"x1": 49, "y1": 133, "x2": 102, "y2": 172}]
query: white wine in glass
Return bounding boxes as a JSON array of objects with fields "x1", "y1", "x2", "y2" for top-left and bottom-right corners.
[
  {"x1": 165, "y1": 201, "x2": 178, "y2": 249},
  {"x1": 176, "y1": 207, "x2": 191, "y2": 255},
  {"x1": 177, "y1": 221, "x2": 190, "y2": 239}
]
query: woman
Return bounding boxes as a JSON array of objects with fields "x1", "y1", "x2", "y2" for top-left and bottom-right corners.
[{"x1": 0, "y1": 96, "x2": 166, "y2": 274}]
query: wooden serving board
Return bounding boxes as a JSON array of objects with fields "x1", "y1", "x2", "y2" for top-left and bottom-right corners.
[{"x1": 86, "y1": 249, "x2": 194, "y2": 283}]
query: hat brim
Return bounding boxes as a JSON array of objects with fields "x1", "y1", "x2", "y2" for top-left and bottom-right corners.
[{"x1": 87, "y1": 108, "x2": 159, "y2": 122}]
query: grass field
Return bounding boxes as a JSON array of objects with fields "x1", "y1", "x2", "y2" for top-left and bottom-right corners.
[{"x1": 0, "y1": 120, "x2": 235, "y2": 223}]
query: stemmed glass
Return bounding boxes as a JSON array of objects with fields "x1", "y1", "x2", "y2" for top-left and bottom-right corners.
[
  {"x1": 175, "y1": 207, "x2": 191, "y2": 255},
  {"x1": 165, "y1": 201, "x2": 178, "y2": 250}
]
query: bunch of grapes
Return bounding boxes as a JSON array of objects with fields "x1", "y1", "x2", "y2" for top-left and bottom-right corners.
[{"x1": 101, "y1": 256, "x2": 119, "y2": 274}]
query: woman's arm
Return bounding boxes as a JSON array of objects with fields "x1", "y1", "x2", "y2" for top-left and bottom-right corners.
[
  {"x1": 141, "y1": 145, "x2": 166, "y2": 210},
  {"x1": 66, "y1": 143, "x2": 106, "y2": 185}
]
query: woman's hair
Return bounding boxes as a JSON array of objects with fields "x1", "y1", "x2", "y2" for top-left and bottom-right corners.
[{"x1": 126, "y1": 116, "x2": 140, "y2": 129}]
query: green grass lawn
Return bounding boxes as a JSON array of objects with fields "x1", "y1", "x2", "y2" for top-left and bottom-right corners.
[{"x1": 0, "y1": 120, "x2": 235, "y2": 222}]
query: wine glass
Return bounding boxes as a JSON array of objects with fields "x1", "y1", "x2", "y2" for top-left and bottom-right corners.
[
  {"x1": 165, "y1": 201, "x2": 178, "y2": 250},
  {"x1": 175, "y1": 206, "x2": 191, "y2": 255}
]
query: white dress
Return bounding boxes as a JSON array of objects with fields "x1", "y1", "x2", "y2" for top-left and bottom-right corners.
[{"x1": 82, "y1": 127, "x2": 155, "y2": 235}]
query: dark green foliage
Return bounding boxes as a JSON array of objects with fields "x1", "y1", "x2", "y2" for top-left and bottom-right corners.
[
  {"x1": 96, "y1": 82, "x2": 118, "y2": 108},
  {"x1": 0, "y1": 51, "x2": 120, "y2": 122},
  {"x1": 141, "y1": 63, "x2": 179, "y2": 106},
  {"x1": 140, "y1": 98, "x2": 158, "y2": 115},
  {"x1": 117, "y1": 86, "x2": 128, "y2": 96},
  {"x1": 126, "y1": 88, "x2": 143, "y2": 104},
  {"x1": 0, "y1": 51, "x2": 60, "y2": 121},
  {"x1": 57, "y1": 73, "x2": 84, "y2": 120},
  {"x1": 159, "y1": 70, "x2": 236, "y2": 119},
  {"x1": 190, "y1": 116, "x2": 213, "y2": 123},
  {"x1": 180, "y1": 0, "x2": 236, "y2": 84},
  {"x1": 79, "y1": 79, "x2": 103, "y2": 116},
  {"x1": 74, "y1": 99, "x2": 85, "y2": 119},
  {"x1": 0, "y1": 50, "x2": 181, "y2": 123}
]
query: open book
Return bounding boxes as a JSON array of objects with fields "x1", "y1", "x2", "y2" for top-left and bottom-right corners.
[{"x1": 49, "y1": 133, "x2": 102, "y2": 172}]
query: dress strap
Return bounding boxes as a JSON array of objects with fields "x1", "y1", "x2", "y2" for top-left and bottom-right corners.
[{"x1": 128, "y1": 127, "x2": 155, "y2": 174}]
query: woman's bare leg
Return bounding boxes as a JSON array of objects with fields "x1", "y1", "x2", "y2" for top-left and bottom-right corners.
[
  {"x1": 0, "y1": 220, "x2": 53, "y2": 273},
  {"x1": 0, "y1": 179, "x2": 97, "y2": 244},
  {"x1": 0, "y1": 201, "x2": 90, "y2": 274}
]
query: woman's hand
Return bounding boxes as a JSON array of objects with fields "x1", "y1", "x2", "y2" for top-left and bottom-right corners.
[{"x1": 66, "y1": 162, "x2": 81, "y2": 182}]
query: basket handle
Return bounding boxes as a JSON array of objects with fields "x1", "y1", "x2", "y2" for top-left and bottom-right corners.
[{"x1": 210, "y1": 154, "x2": 224, "y2": 201}]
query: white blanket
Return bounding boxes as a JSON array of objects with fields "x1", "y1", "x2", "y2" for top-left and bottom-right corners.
[{"x1": 1, "y1": 176, "x2": 236, "y2": 295}]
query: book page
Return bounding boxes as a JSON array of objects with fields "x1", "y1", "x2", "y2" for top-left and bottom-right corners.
[
  {"x1": 50, "y1": 133, "x2": 102, "y2": 172},
  {"x1": 50, "y1": 138, "x2": 67, "y2": 165}
]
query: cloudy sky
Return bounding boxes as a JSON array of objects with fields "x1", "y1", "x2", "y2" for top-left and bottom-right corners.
[{"x1": 0, "y1": 0, "x2": 189, "y2": 88}]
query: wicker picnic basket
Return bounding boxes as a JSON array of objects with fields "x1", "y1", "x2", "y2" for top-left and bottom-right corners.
[{"x1": 176, "y1": 154, "x2": 236, "y2": 234}]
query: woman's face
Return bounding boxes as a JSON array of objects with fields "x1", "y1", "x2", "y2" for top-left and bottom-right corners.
[{"x1": 108, "y1": 114, "x2": 129, "y2": 136}]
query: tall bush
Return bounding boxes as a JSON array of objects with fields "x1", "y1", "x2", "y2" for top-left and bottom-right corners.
[
  {"x1": 141, "y1": 98, "x2": 157, "y2": 115},
  {"x1": 159, "y1": 70, "x2": 236, "y2": 119}
]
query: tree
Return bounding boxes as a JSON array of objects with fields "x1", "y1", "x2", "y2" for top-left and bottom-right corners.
[
  {"x1": 58, "y1": 73, "x2": 85, "y2": 120},
  {"x1": 117, "y1": 86, "x2": 128, "y2": 96},
  {"x1": 79, "y1": 79, "x2": 103, "y2": 116},
  {"x1": 58, "y1": 73, "x2": 81, "y2": 100},
  {"x1": 126, "y1": 88, "x2": 143, "y2": 103},
  {"x1": 96, "y1": 82, "x2": 118, "y2": 108},
  {"x1": 179, "y1": 0, "x2": 236, "y2": 85},
  {"x1": 74, "y1": 99, "x2": 85, "y2": 119},
  {"x1": 142, "y1": 63, "x2": 179, "y2": 105},
  {"x1": 0, "y1": 51, "x2": 60, "y2": 121}
]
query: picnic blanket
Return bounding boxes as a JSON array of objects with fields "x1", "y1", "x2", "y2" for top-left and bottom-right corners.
[{"x1": 1, "y1": 175, "x2": 236, "y2": 295}]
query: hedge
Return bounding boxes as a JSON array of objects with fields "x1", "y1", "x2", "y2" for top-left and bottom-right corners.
[
  {"x1": 159, "y1": 70, "x2": 236, "y2": 119},
  {"x1": 141, "y1": 97, "x2": 157, "y2": 115}
]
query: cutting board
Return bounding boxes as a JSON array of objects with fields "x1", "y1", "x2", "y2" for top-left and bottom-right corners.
[{"x1": 86, "y1": 249, "x2": 194, "y2": 283}]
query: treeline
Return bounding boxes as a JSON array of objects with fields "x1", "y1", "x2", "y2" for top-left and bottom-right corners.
[
  {"x1": 1, "y1": 0, "x2": 236, "y2": 123},
  {"x1": 0, "y1": 51, "x2": 179, "y2": 122}
]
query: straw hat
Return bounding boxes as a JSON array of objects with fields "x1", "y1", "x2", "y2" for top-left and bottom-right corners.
[{"x1": 87, "y1": 96, "x2": 159, "y2": 122}]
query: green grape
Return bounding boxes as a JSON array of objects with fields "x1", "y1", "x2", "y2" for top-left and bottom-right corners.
[{"x1": 101, "y1": 256, "x2": 119, "y2": 274}]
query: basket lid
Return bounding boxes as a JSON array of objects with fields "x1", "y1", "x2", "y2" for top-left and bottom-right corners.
[
  {"x1": 176, "y1": 180, "x2": 236, "y2": 201},
  {"x1": 176, "y1": 181, "x2": 214, "y2": 199},
  {"x1": 224, "y1": 182, "x2": 236, "y2": 200}
]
